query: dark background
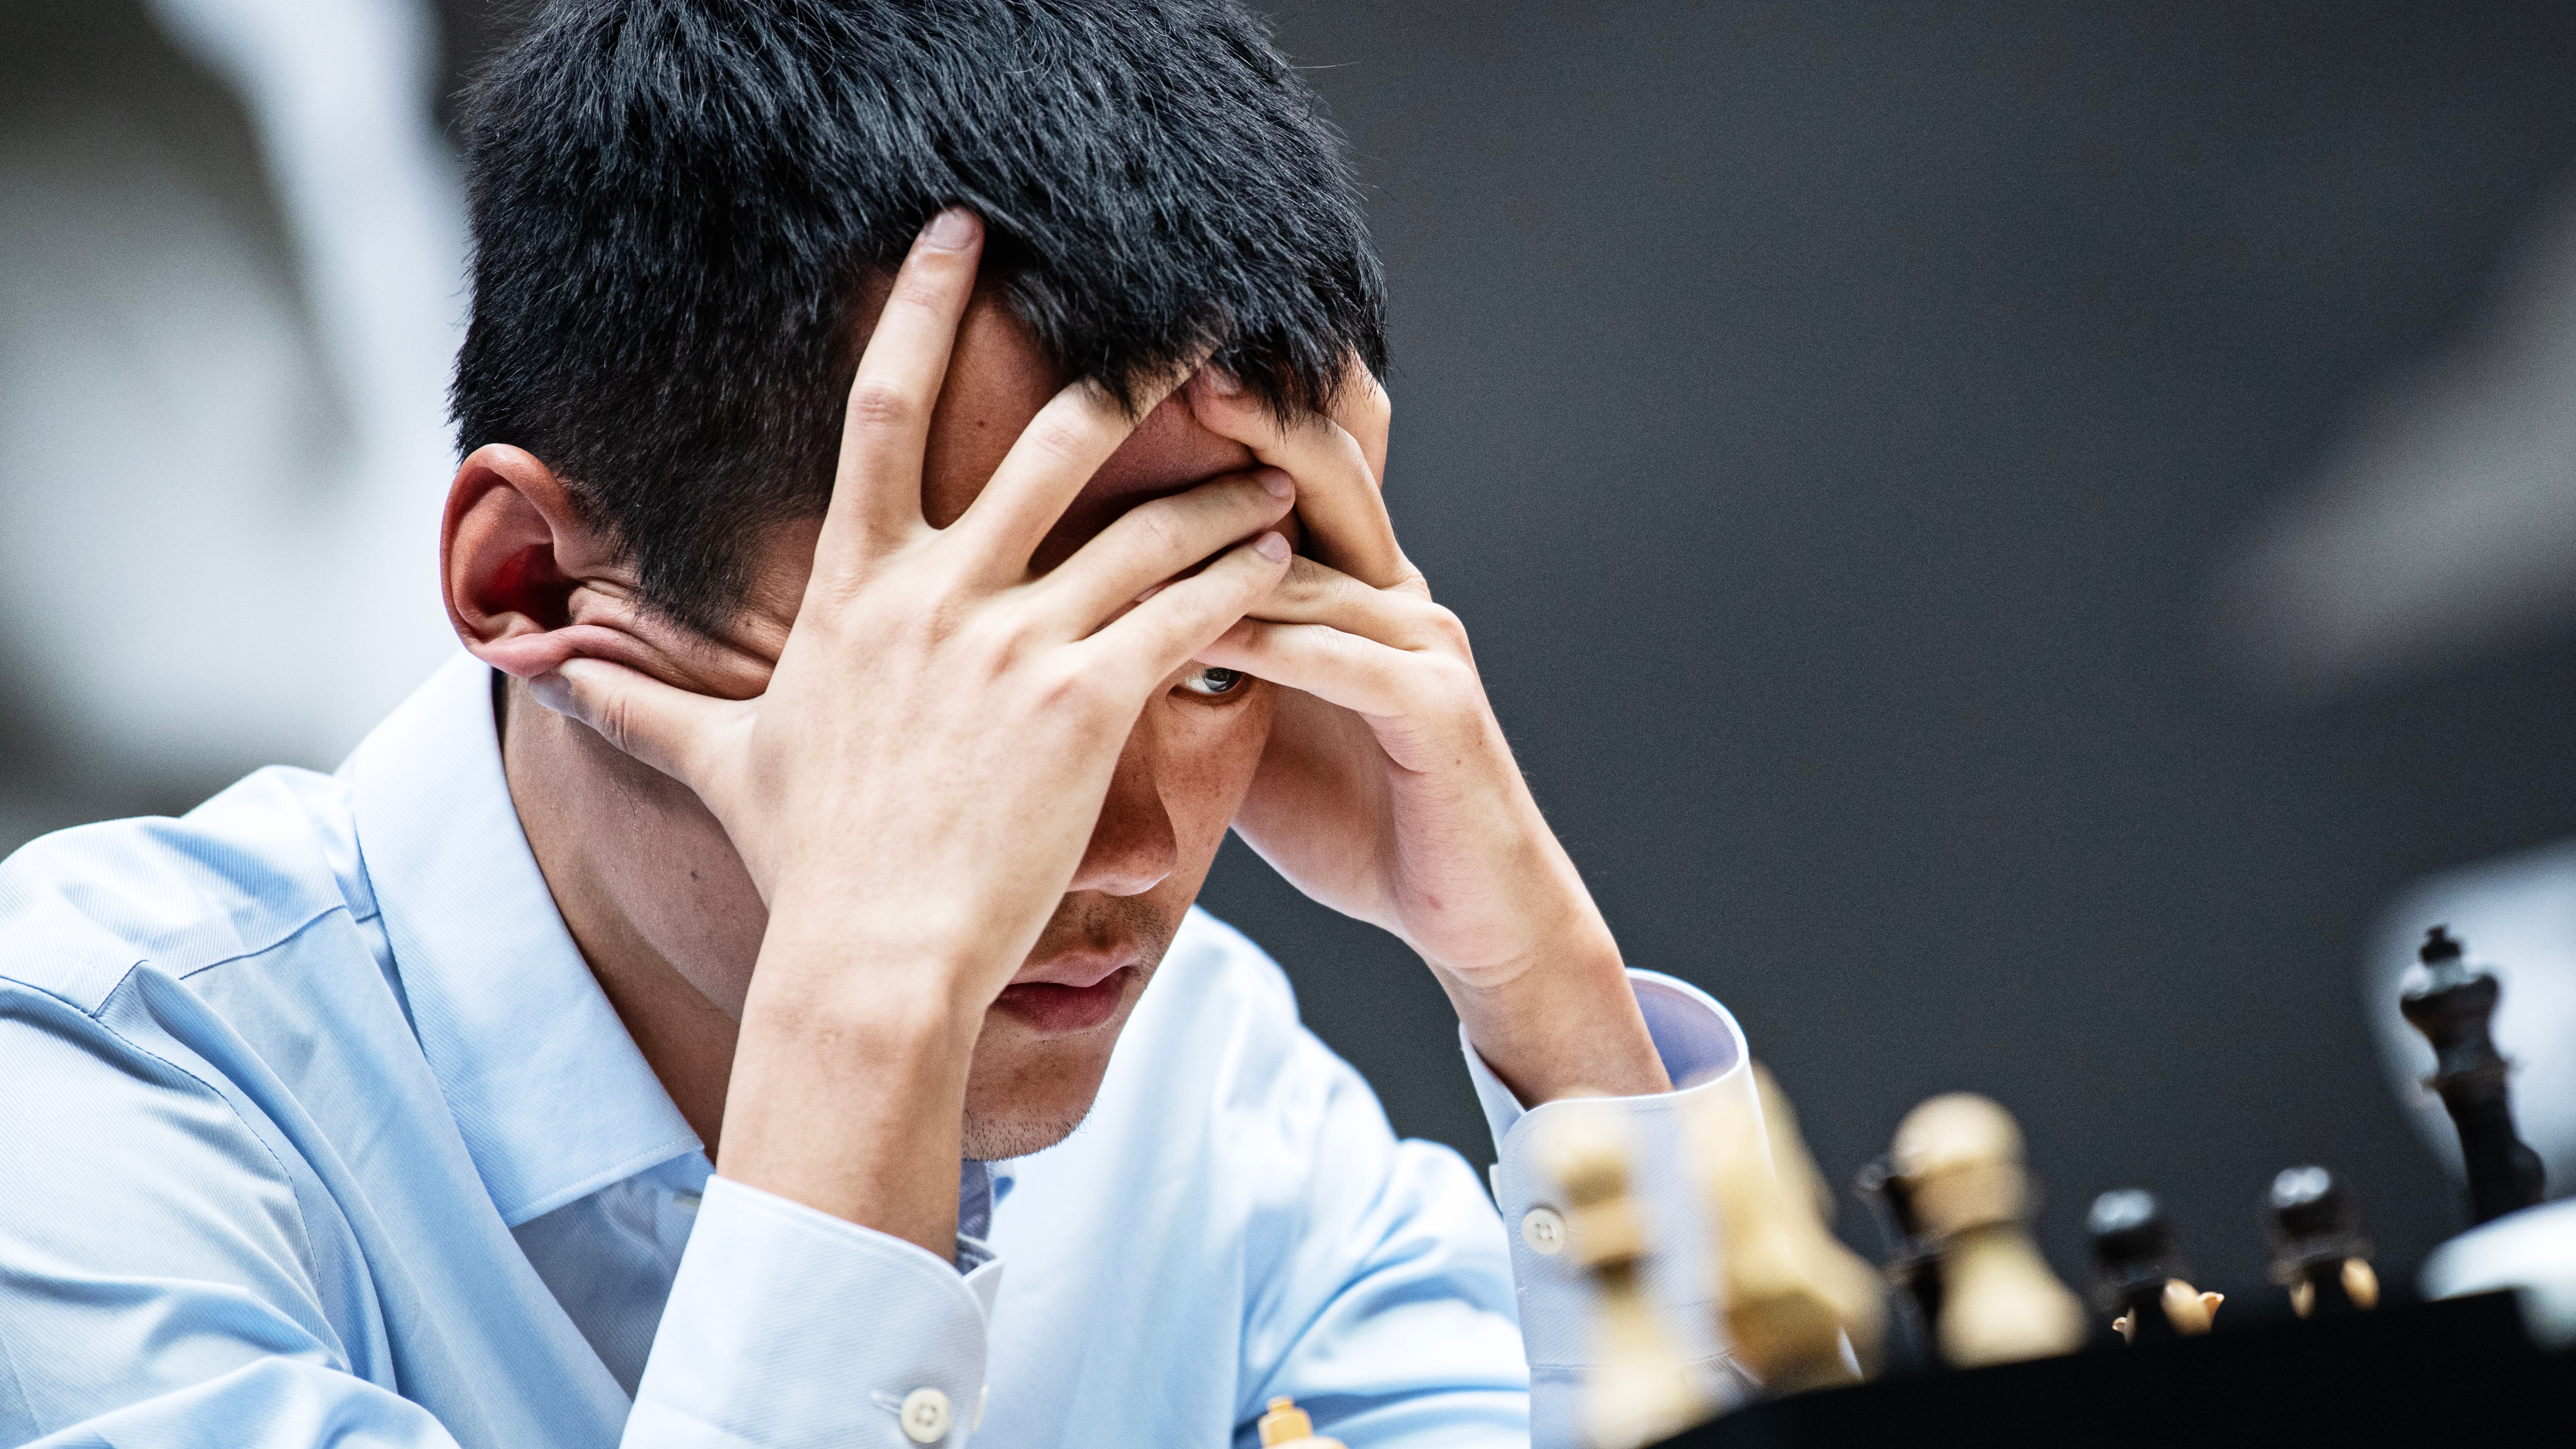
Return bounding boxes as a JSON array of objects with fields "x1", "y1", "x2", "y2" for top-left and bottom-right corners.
[
  {"x1": 1183, "y1": 0, "x2": 2576, "y2": 1310},
  {"x1": 20, "y1": 0, "x2": 2576, "y2": 1317}
]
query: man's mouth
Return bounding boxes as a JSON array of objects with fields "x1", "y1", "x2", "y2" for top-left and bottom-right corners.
[{"x1": 992, "y1": 967, "x2": 1135, "y2": 1033}]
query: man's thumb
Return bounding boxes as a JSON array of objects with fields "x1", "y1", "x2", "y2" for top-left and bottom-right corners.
[{"x1": 527, "y1": 657, "x2": 728, "y2": 788}]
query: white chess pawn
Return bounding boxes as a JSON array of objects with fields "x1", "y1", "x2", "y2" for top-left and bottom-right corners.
[
  {"x1": 1687, "y1": 1069, "x2": 1877, "y2": 1395},
  {"x1": 1890, "y1": 1093, "x2": 2086, "y2": 1368},
  {"x1": 1532, "y1": 1097, "x2": 1711, "y2": 1449}
]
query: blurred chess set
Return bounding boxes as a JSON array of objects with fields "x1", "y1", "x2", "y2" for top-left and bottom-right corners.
[{"x1": 1528, "y1": 926, "x2": 2576, "y2": 1448}]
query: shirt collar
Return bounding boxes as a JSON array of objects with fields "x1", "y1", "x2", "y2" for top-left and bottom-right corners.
[{"x1": 345, "y1": 653, "x2": 701, "y2": 1226}]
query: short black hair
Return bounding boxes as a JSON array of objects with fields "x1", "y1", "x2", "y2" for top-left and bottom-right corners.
[{"x1": 451, "y1": 0, "x2": 1385, "y2": 634}]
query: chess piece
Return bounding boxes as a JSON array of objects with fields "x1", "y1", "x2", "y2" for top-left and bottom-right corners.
[
  {"x1": 1532, "y1": 1098, "x2": 1711, "y2": 1449},
  {"x1": 1748, "y1": 1064, "x2": 1888, "y2": 1377},
  {"x1": 1686, "y1": 1067, "x2": 1877, "y2": 1396},
  {"x1": 2400, "y1": 926, "x2": 2547, "y2": 1225},
  {"x1": 1854, "y1": 1154, "x2": 1942, "y2": 1373},
  {"x1": 2266, "y1": 1165, "x2": 2378, "y2": 1319},
  {"x1": 2088, "y1": 1189, "x2": 2222, "y2": 1342},
  {"x1": 1887, "y1": 1094, "x2": 2087, "y2": 1368},
  {"x1": 1256, "y1": 1397, "x2": 1346, "y2": 1449}
]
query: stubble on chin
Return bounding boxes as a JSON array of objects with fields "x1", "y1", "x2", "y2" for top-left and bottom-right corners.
[
  {"x1": 960, "y1": 1109, "x2": 1094, "y2": 1162},
  {"x1": 959, "y1": 892, "x2": 1183, "y2": 1163}
]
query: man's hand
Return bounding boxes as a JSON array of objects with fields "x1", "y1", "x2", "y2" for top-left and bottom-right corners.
[
  {"x1": 1189, "y1": 369, "x2": 1671, "y2": 1105},
  {"x1": 528, "y1": 210, "x2": 1295, "y2": 1253}
]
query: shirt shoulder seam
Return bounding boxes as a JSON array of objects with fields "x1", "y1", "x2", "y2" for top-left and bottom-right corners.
[
  {"x1": 76, "y1": 967, "x2": 338, "y2": 1307},
  {"x1": 0, "y1": 958, "x2": 139, "y2": 1019},
  {"x1": 170, "y1": 900, "x2": 353, "y2": 984}
]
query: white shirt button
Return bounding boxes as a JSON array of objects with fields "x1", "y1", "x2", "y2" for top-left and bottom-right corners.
[
  {"x1": 899, "y1": 1386, "x2": 951, "y2": 1443},
  {"x1": 1521, "y1": 1206, "x2": 1567, "y2": 1256}
]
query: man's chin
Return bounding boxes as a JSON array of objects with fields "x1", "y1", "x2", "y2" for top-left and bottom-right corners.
[{"x1": 961, "y1": 1104, "x2": 1095, "y2": 1162}]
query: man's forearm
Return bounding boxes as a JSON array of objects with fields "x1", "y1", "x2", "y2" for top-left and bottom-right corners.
[
  {"x1": 716, "y1": 921, "x2": 987, "y2": 1257},
  {"x1": 1438, "y1": 891, "x2": 1672, "y2": 1105}
]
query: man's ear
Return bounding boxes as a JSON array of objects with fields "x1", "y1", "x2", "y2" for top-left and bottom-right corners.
[{"x1": 441, "y1": 444, "x2": 632, "y2": 679}]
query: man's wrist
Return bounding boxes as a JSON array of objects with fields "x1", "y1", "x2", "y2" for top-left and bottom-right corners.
[
  {"x1": 750, "y1": 890, "x2": 1013, "y2": 1031},
  {"x1": 1446, "y1": 926, "x2": 1671, "y2": 1105},
  {"x1": 718, "y1": 918, "x2": 993, "y2": 1253}
]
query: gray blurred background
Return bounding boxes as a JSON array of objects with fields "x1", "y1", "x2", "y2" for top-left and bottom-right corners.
[{"x1": 9, "y1": 0, "x2": 2576, "y2": 1317}]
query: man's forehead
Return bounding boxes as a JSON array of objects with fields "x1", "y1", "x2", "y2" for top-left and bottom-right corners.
[
  {"x1": 916, "y1": 288, "x2": 1260, "y2": 562},
  {"x1": 1030, "y1": 394, "x2": 1263, "y2": 573}
]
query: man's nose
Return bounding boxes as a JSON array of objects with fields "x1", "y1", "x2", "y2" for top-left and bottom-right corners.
[{"x1": 1066, "y1": 733, "x2": 1175, "y2": 897}]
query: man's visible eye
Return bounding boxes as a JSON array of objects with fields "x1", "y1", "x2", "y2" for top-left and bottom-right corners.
[{"x1": 1178, "y1": 665, "x2": 1250, "y2": 698}]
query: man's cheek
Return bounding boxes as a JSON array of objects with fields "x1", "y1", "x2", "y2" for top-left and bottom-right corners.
[{"x1": 1156, "y1": 689, "x2": 1277, "y2": 860}]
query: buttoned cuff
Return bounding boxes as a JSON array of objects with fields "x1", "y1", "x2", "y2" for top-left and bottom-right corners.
[
  {"x1": 1465, "y1": 970, "x2": 1759, "y2": 1446},
  {"x1": 626, "y1": 1175, "x2": 1001, "y2": 1448}
]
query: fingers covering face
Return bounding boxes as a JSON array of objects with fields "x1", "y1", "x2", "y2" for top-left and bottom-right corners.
[
  {"x1": 1081, "y1": 532, "x2": 1294, "y2": 693},
  {"x1": 818, "y1": 208, "x2": 986, "y2": 570},
  {"x1": 1189, "y1": 366, "x2": 1411, "y2": 591},
  {"x1": 952, "y1": 360, "x2": 1202, "y2": 578},
  {"x1": 1245, "y1": 556, "x2": 1464, "y2": 653},
  {"x1": 1198, "y1": 555, "x2": 1477, "y2": 717},
  {"x1": 1030, "y1": 469, "x2": 1295, "y2": 636}
]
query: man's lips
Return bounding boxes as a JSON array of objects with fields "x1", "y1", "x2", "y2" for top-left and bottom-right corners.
[
  {"x1": 1012, "y1": 944, "x2": 1136, "y2": 991},
  {"x1": 992, "y1": 967, "x2": 1134, "y2": 1034}
]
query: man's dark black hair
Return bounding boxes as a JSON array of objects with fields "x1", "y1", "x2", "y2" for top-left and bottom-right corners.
[{"x1": 451, "y1": 0, "x2": 1385, "y2": 634}]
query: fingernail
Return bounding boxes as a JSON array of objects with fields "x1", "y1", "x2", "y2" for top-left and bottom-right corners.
[
  {"x1": 527, "y1": 671, "x2": 570, "y2": 713},
  {"x1": 923, "y1": 207, "x2": 977, "y2": 250},
  {"x1": 1258, "y1": 468, "x2": 1294, "y2": 500},
  {"x1": 1254, "y1": 531, "x2": 1291, "y2": 563},
  {"x1": 1203, "y1": 366, "x2": 1244, "y2": 398}
]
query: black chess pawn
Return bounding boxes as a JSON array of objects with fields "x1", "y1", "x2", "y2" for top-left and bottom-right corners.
[
  {"x1": 1854, "y1": 1155, "x2": 1942, "y2": 1373},
  {"x1": 2088, "y1": 1189, "x2": 2220, "y2": 1343},
  {"x1": 2399, "y1": 926, "x2": 2546, "y2": 1225},
  {"x1": 2266, "y1": 1166, "x2": 2379, "y2": 1319}
]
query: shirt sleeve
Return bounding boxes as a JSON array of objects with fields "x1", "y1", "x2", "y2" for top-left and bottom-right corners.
[
  {"x1": 0, "y1": 984, "x2": 466, "y2": 1449},
  {"x1": 1464, "y1": 970, "x2": 1761, "y2": 1449},
  {"x1": 623, "y1": 1176, "x2": 1000, "y2": 1449},
  {"x1": 4, "y1": 972, "x2": 1004, "y2": 1449}
]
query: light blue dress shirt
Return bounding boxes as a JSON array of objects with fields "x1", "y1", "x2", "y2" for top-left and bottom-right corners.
[{"x1": 0, "y1": 655, "x2": 1757, "y2": 1448}]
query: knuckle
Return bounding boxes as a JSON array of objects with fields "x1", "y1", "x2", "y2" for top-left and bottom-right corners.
[
  {"x1": 1128, "y1": 505, "x2": 1190, "y2": 560},
  {"x1": 912, "y1": 593, "x2": 986, "y2": 656},
  {"x1": 888, "y1": 257, "x2": 965, "y2": 304},
  {"x1": 1019, "y1": 411, "x2": 1098, "y2": 468},
  {"x1": 844, "y1": 376, "x2": 923, "y2": 433},
  {"x1": 1280, "y1": 559, "x2": 1339, "y2": 604},
  {"x1": 1420, "y1": 653, "x2": 1480, "y2": 697},
  {"x1": 594, "y1": 692, "x2": 634, "y2": 755},
  {"x1": 1031, "y1": 652, "x2": 1117, "y2": 715},
  {"x1": 1420, "y1": 604, "x2": 1470, "y2": 650}
]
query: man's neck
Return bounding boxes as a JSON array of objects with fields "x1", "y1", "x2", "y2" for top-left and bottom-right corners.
[{"x1": 497, "y1": 673, "x2": 747, "y2": 1154}]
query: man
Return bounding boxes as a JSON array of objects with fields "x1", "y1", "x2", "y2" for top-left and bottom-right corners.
[{"x1": 0, "y1": 3, "x2": 1757, "y2": 1445}]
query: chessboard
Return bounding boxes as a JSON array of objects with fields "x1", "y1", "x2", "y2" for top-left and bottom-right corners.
[
  {"x1": 1515, "y1": 925, "x2": 2567, "y2": 1449},
  {"x1": 1661, "y1": 1290, "x2": 2566, "y2": 1448}
]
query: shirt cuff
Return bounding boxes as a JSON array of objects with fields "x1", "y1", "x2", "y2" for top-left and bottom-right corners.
[
  {"x1": 627, "y1": 1175, "x2": 1001, "y2": 1448},
  {"x1": 1463, "y1": 970, "x2": 1760, "y2": 1444}
]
